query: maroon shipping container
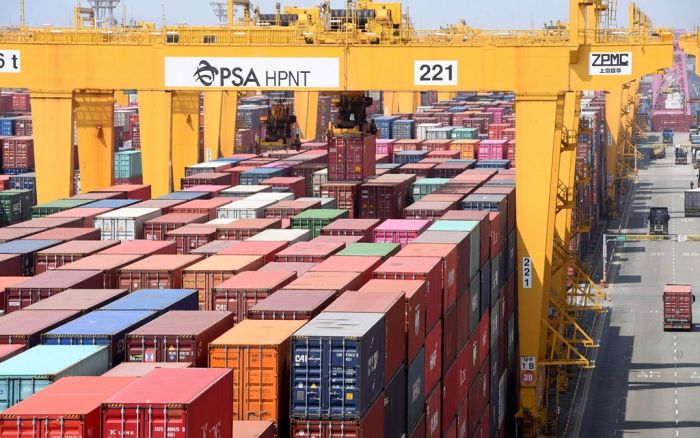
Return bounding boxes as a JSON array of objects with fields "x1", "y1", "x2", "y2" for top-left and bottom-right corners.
[
  {"x1": 261, "y1": 177, "x2": 305, "y2": 199},
  {"x1": 410, "y1": 415, "x2": 426, "y2": 438},
  {"x1": 9, "y1": 217, "x2": 82, "y2": 229},
  {"x1": 189, "y1": 241, "x2": 240, "y2": 258},
  {"x1": 425, "y1": 320, "x2": 442, "y2": 399},
  {"x1": 427, "y1": 150, "x2": 459, "y2": 160},
  {"x1": 181, "y1": 173, "x2": 231, "y2": 189},
  {"x1": 468, "y1": 360, "x2": 490, "y2": 438},
  {"x1": 47, "y1": 208, "x2": 115, "y2": 228},
  {"x1": 507, "y1": 273, "x2": 515, "y2": 319},
  {"x1": 412, "y1": 231, "x2": 471, "y2": 299},
  {"x1": 283, "y1": 271, "x2": 362, "y2": 296},
  {"x1": 328, "y1": 135, "x2": 376, "y2": 181},
  {"x1": 212, "y1": 271, "x2": 297, "y2": 318},
  {"x1": 35, "y1": 240, "x2": 121, "y2": 275},
  {"x1": 218, "y1": 240, "x2": 288, "y2": 264},
  {"x1": 321, "y1": 182, "x2": 362, "y2": 218},
  {"x1": 442, "y1": 360, "x2": 460, "y2": 435},
  {"x1": 170, "y1": 199, "x2": 232, "y2": 220},
  {"x1": 24, "y1": 227, "x2": 101, "y2": 242},
  {"x1": 247, "y1": 289, "x2": 336, "y2": 320},
  {"x1": 265, "y1": 200, "x2": 320, "y2": 219},
  {"x1": 397, "y1": 243, "x2": 458, "y2": 314},
  {"x1": 466, "y1": 325, "x2": 481, "y2": 389},
  {"x1": 323, "y1": 291, "x2": 405, "y2": 383},
  {"x1": 310, "y1": 255, "x2": 382, "y2": 285},
  {"x1": 320, "y1": 218, "x2": 381, "y2": 243},
  {"x1": 258, "y1": 262, "x2": 318, "y2": 277},
  {"x1": 0, "y1": 310, "x2": 80, "y2": 349},
  {"x1": 143, "y1": 213, "x2": 209, "y2": 241},
  {"x1": 101, "y1": 368, "x2": 233, "y2": 438},
  {"x1": 94, "y1": 185, "x2": 151, "y2": 201},
  {"x1": 404, "y1": 202, "x2": 455, "y2": 222},
  {"x1": 456, "y1": 287, "x2": 471, "y2": 352},
  {"x1": 426, "y1": 381, "x2": 441, "y2": 438},
  {"x1": 0, "y1": 344, "x2": 26, "y2": 363},
  {"x1": 444, "y1": 303, "x2": 458, "y2": 373},
  {"x1": 373, "y1": 257, "x2": 442, "y2": 333},
  {"x1": 2, "y1": 137, "x2": 34, "y2": 169},
  {"x1": 478, "y1": 309, "x2": 490, "y2": 370},
  {"x1": 311, "y1": 235, "x2": 363, "y2": 247},
  {"x1": 23, "y1": 289, "x2": 128, "y2": 313},
  {"x1": 487, "y1": 212, "x2": 501, "y2": 260},
  {"x1": 0, "y1": 228, "x2": 47, "y2": 243},
  {"x1": 6, "y1": 271, "x2": 104, "y2": 313},
  {"x1": 291, "y1": 163, "x2": 328, "y2": 197},
  {"x1": 167, "y1": 226, "x2": 217, "y2": 255},
  {"x1": 291, "y1": 391, "x2": 384, "y2": 438},
  {"x1": 56, "y1": 254, "x2": 143, "y2": 289},
  {"x1": 126, "y1": 311, "x2": 233, "y2": 367},
  {"x1": 0, "y1": 254, "x2": 21, "y2": 276},
  {"x1": 130, "y1": 199, "x2": 187, "y2": 215},
  {"x1": 440, "y1": 210, "x2": 490, "y2": 267},
  {"x1": 98, "y1": 240, "x2": 177, "y2": 256},
  {"x1": 400, "y1": 164, "x2": 436, "y2": 179},
  {"x1": 273, "y1": 241, "x2": 344, "y2": 263},
  {"x1": 360, "y1": 180, "x2": 407, "y2": 221},
  {"x1": 216, "y1": 219, "x2": 282, "y2": 240},
  {"x1": 233, "y1": 422, "x2": 275, "y2": 438},
  {"x1": 433, "y1": 164, "x2": 470, "y2": 179},
  {"x1": 456, "y1": 344, "x2": 471, "y2": 409},
  {"x1": 117, "y1": 255, "x2": 203, "y2": 292}
]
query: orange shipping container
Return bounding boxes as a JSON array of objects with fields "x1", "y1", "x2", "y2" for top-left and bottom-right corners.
[
  {"x1": 182, "y1": 255, "x2": 265, "y2": 310},
  {"x1": 449, "y1": 140, "x2": 480, "y2": 160},
  {"x1": 208, "y1": 320, "x2": 307, "y2": 427}
]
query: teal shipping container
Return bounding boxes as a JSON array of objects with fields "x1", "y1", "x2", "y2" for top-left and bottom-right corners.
[
  {"x1": 0, "y1": 190, "x2": 33, "y2": 225},
  {"x1": 115, "y1": 151, "x2": 143, "y2": 179},
  {"x1": 30, "y1": 199, "x2": 95, "y2": 218},
  {"x1": 411, "y1": 179, "x2": 451, "y2": 203},
  {"x1": 0, "y1": 345, "x2": 109, "y2": 410}
]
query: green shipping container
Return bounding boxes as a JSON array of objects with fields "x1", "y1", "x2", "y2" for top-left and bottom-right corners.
[
  {"x1": 0, "y1": 190, "x2": 33, "y2": 225},
  {"x1": 291, "y1": 209, "x2": 350, "y2": 238},
  {"x1": 0, "y1": 345, "x2": 109, "y2": 410},
  {"x1": 30, "y1": 199, "x2": 95, "y2": 218},
  {"x1": 450, "y1": 128, "x2": 479, "y2": 140},
  {"x1": 428, "y1": 220, "x2": 481, "y2": 280},
  {"x1": 411, "y1": 179, "x2": 451, "y2": 203},
  {"x1": 337, "y1": 242, "x2": 401, "y2": 261},
  {"x1": 115, "y1": 150, "x2": 143, "y2": 179}
]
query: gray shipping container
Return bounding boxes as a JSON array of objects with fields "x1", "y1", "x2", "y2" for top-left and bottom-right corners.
[
  {"x1": 0, "y1": 345, "x2": 109, "y2": 410},
  {"x1": 685, "y1": 189, "x2": 700, "y2": 216}
]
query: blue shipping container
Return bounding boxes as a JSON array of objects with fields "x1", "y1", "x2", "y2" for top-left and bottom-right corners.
[
  {"x1": 0, "y1": 239, "x2": 61, "y2": 276},
  {"x1": 375, "y1": 116, "x2": 399, "y2": 140},
  {"x1": 0, "y1": 119, "x2": 17, "y2": 136},
  {"x1": 79, "y1": 199, "x2": 142, "y2": 209},
  {"x1": 3, "y1": 168, "x2": 33, "y2": 175},
  {"x1": 475, "y1": 159, "x2": 511, "y2": 170},
  {"x1": 9, "y1": 172, "x2": 36, "y2": 190},
  {"x1": 99, "y1": 289, "x2": 198, "y2": 314},
  {"x1": 156, "y1": 192, "x2": 210, "y2": 201},
  {"x1": 239, "y1": 168, "x2": 286, "y2": 186},
  {"x1": 0, "y1": 345, "x2": 109, "y2": 410},
  {"x1": 395, "y1": 151, "x2": 429, "y2": 165},
  {"x1": 291, "y1": 312, "x2": 385, "y2": 420},
  {"x1": 42, "y1": 310, "x2": 158, "y2": 367},
  {"x1": 445, "y1": 159, "x2": 477, "y2": 168}
]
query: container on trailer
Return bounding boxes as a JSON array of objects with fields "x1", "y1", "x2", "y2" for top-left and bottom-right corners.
[
  {"x1": 0, "y1": 190, "x2": 33, "y2": 225},
  {"x1": 30, "y1": 200, "x2": 95, "y2": 219},
  {"x1": 0, "y1": 346, "x2": 109, "y2": 410},
  {"x1": 166, "y1": 226, "x2": 217, "y2": 255},
  {"x1": 47, "y1": 207, "x2": 115, "y2": 228},
  {"x1": 273, "y1": 241, "x2": 344, "y2": 263},
  {"x1": 246, "y1": 289, "x2": 336, "y2": 321},
  {"x1": 126, "y1": 311, "x2": 233, "y2": 366},
  {"x1": 94, "y1": 208, "x2": 162, "y2": 241},
  {"x1": 0, "y1": 310, "x2": 80, "y2": 349},
  {"x1": 182, "y1": 255, "x2": 264, "y2": 310},
  {"x1": 0, "y1": 228, "x2": 46, "y2": 244},
  {"x1": 117, "y1": 255, "x2": 203, "y2": 292},
  {"x1": 290, "y1": 393, "x2": 384, "y2": 438},
  {"x1": 246, "y1": 229, "x2": 311, "y2": 245},
  {"x1": 407, "y1": 350, "x2": 426, "y2": 433},
  {"x1": 101, "y1": 368, "x2": 233, "y2": 438},
  {"x1": 216, "y1": 218, "x2": 281, "y2": 240},
  {"x1": 24, "y1": 289, "x2": 127, "y2": 313},
  {"x1": 43, "y1": 311, "x2": 158, "y2": 367},
  {"x1": 9, "y1": 217, "x2": 82, "y2": 230},
  {"x1": 213, "y1": 271, "x2": 297, "y2": 318},
  {"x1": 320, "y1": 182, "x2": 361, "y2": 218},
  {"x1": 258, "y1": 262, "x2": 318, "y2": 277},
  {"x1": 374, "y1": 219, "x2": 431, "y2": 249},
  {"x1": 93, "y1": 185, "x2": 151, "y2": 201},
  {"x1": 209, "y1": 320, "x2": 305, "y2": 425},
  {"x1": 265, "y1": 200, "x2": 320, "y2": 219},
  {"x1": 102, "y1": 362, "x2": 191, "y2": 376},
  {"x1": 155, "y1": 192, "x2": 209, "y2": 202},
  {"x1": 310, "y1": 255, "x2": 383, "y2": 285},
  {"x1": 24, "y1": 227, "x2": 102, "y2": 242},
  {"x1": 98, "y1": 240, "x2": 176, "y2": 256},
  {"x1": 56, "y1": 254, "x2": 143, "y2": 289},
  {"x1": 663, "y1": 284, "x2": 695, "y2": 330},
  {"x1": 291, "y1": 312, "x2": 384, "y2": 419},
  {"x1": 6, "y1": 270, "x2": 103, "y2": 312},
  {"x1": 189, "y1": 240, "x2": 239, "y2": 258}
]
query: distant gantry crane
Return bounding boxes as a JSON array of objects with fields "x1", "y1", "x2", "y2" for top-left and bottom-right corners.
[
  {"x1": 210, "y1": 1, "x2": 236, "y2": 25},
  {"x1": 87, "y1": 0, "x2": 120, "y2": 28}
]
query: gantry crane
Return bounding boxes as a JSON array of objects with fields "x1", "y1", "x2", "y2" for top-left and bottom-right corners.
[{"x1": 0, "y1": 1, "x2": 674, "y2": 435}]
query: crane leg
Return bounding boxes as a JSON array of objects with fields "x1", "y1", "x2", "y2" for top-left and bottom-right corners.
[
  {"x1": 139, "y1": 90, "x2": 173, "y2": 197},
  {"x1": 398, "y1": 92, "x2": 421, "y2": 113},
  {"x1": 204, "y1": 90, "x2": 238, "y2": 159},
  {"x1": 437, "y1": 91, "x2": 456, "y2": 101},
  {"x1": 295, "y1": 91, "x2": 319, "y2": 141},
  {"x1": 515, "y1": 92, "x2": 567, "y2": 436},
  {"x1": 29, "y1": 91, "x2": 75, "y2": 203},
  {"x1": 75, "y1": 90, "x2": 115, "y2": 194},
  {"x1": 171, "y1": 91, "x2": 201, "y2": 191},
  {"x1": 605, "y1": 85, "x2": 623, "y2": 218},
  {"x1": 383, "y1": 91, "x2": 400, "y2": 116}
]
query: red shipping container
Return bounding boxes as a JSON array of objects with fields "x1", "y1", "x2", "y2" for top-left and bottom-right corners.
[
  {"x1": 12, "y1": 94, "x2": 31, "y2": 112},
  {"x1": 223, "y1": 166, "x2": 249, "y2": 186},
  {"x1": 426, "y1": 382, "x2": 442, "y2": 438},
  {"x1": 56, "y1": 254, "x2": 143, "y2": 289},
  {"x1": 233, "y1": 421, "x2": 275, "y2": 438},
  {"x1": 442, "y1": 361, "x2": 460, "y2": 435},
  {"x1": 0, "y1": 175, "x2": 9, "y2": 191},
  {"x1": 320, "y1": 218, "x2": 381, "y2": 243},
  {"x1": 216, "y1": 218, "x2": 282, "y2": 240},
  {"x1": 359, "y1": 279, "x2": 426, "y2": 364},
  {"x1": 291, "y1": 163, "x2": 327, "y2": 197},
  {"x1": 265, "y1": 200, "x2": 320, "y2": 219},
  {"x1": 291, "y1": 392, "x2": 384, "y2": 438},
  {"x1": 98, "y1": 240, "x2": 177, "y2": 256},
  {"x1": 273, "y1": 241, "x2": 344, "y2": 263},
  {"x1": 0, "y1": 254, "x2": 21, "y2": 276},
  {"x1": 324, "y1": 290, "x2": 405, "y2": 381},
  {"x1": 0, "y1": 228, "x2": 48, "y2": 244},
  {"x1": 47, "y1": 208, "x2": 116, "y2": 228},
  {"x1": 310, "y1": 255, "x2": 382, "y2": 285},
  {"x1": 328, "y1": 135, "x2": 376, "y2": 181},
  {"x1": 374, "y1": 256, "x2": 442, "y2": 332},
  {"x1": 400, "y1": 163, "x2": 436, "y2": 179},
  {"x1": 212, "y1": 270, "x2": 296, "y2": 318},
  {"x1": 247, "y1": 289, "x2": 336, "y2": 320},
  {"x1": 440, "y1": 210, "x2": 490, "y2": 267},
  {"x1": 423, "y1": 140, "x2": 452, "y2": 152},
  {"x1": 0, "y1": 344, "x2": 26, "y2": 363},
  {"x1": 301, "y1": 142, "x2": 329, "y2": 151},
  {"x1": 258, "y1": 262, "x2": 318, "y2": 277},
  {"x1": 507, "y1": 273, "x2": 515, "y2": 318},
  {"x1": 427, "y1": 150, "x2": 460, "y2": 160},
  {"x1": 443, "y1": 303, "x2": 458, "y2": 373},
  {"x1": 114, "y1": 176, "x2": 144, "y2": 186},
  {"x1": 283, "y1": 271, "x2": 363, "y2": 297},
  {"x1": 394, "y1": 140, "x2": 425, "y2": 153},
  {"x1": 466, "y1": 327, "x2": 480, "y2": 389},
  {"x1": 167, "y1": 227, "x2": 217, "y2": 255},
  {"x1": 312, "y1": 235, "x2": 363, "y2": 247},
  {"x1": 487, "y1": 212, "x2": 501, "y2": 259},
  {"x1": 101, "y1": 368, "x2": 233, "y2": 438},
  {"x1": 218, "y1": 240, "x2": 287, "y2": 264},
  {"x1": 181, "y1": 173, "x2": 231, "y2": 189},
  {"x1": 434, "y1": 113, "x2": 453, "y2": 126},
  {"x1": 468, "y1": 360, "x2": 490, "y2": 438},
  {"x1": 404, "y1": 202, "x2": 456, "y2": 222},
  {"x1": 321, "y1": 181, "x2": 362, "y2": 218},
  {"x1": 93, "y1": 185, "x2": 151, "y2": 200},
  {"x1": 478, "y1": 309, "x2": 490, "y2": 371},
  {"x1": 170, "y1": 199, "x2": 233, "y2": 221},
  {"x1": 0, "y1": 310, "x2": 80, "y2": 349},
  {"x1": 5, "y1": 271, "x2": 104, "y2": 313},
  {"x1": 117, "y1": 255, "x2": 203, "y2": 292},
  {"x1": 374, "y1": 220, "x2": 431, "y2": 249},
  {"x1": 456, "y1": 287, "x2": 470, "y2": 350},
  {"x1": 397, "y1": 243, "x2": 457, "y2": 313},
  {"x1": 360, "y1": 180, "x2": 407, "y2": 221},
  {"x1": 261, "y1": 177, "x2": 305, "y2": 199},
  {"x1": 0, "y1": 376, "x2": 138, "y2": 438},
  {"x1": 2, "y1": 137, "x2": 34, "y2": 169},
  {"x1": 71, "y1": 192, "x2": 126, "y2": 201},
  {"x1": 425, "y1": 320, "x2": 442, "y2": 399},
  {"x1": 410, "y1": 415, "x2": 426, "y2": 438},
  {"x1": 143, "y1": 213, "x2": 209, "y2": 241},
  {"x1": 457, "y1": 397, "x2": 469, "y2": 438},
  {"x1": 487, "y1": 124, "x2": 509, "y2": 140}
]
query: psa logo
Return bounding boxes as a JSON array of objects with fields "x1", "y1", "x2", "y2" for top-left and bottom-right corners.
[{"x1": 193, "y1": 60, "x2": 261, "y2": 87}]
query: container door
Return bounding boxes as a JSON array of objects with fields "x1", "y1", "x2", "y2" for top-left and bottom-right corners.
[
  {"x1": 291, "y1": 337, "x2": 325, "y2": 419},
  {"x1": 147, "y1": 272, "x2": 173, "y2": 289},
  {"x1": 328, "y1": 338, "x2": 362, "y2": 419},
  {"x1": 127, "y1": 336, "x2": 157, "y2": 362},
  {"x1": 163, "y1": 337, "x2": 195, "y2": 364},
  {"x1": 103, "y1": 406, "x2": 188, "y2": 438},
  {"x1": 244, "y1": 346, "x2": 281, "y2": 422}
]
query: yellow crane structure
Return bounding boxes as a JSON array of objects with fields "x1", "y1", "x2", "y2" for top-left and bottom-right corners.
[{"x1": 0, "y1": 0, "x2": 674, "y2": 435}]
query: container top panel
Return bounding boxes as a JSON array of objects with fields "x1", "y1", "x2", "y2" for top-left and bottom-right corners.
[
  {"x1": 211, "y1": 319, "x2": 307, "y2": 346},
  {"x1": 120, "y1": 255, "x2": 203, "y2": 271},
  {"x1": 0, "y1": 346, "x2": 107, "y2": 377},
  {"x1": 99, "y1": 290, "x2": 198, "y2": 311},
  {"x1": 128, "y1": 311, "x2": 233, "y2": 336},
  {"x1": 8, "y1": 270, "x2": 102, "y2": 289},
  {"x1": 0, "y1": 310, "x2": 80, "y2": 334},
  {"x1": 45, "y1": 311, "x2": 156, "y2": 336},
  {"x1": 293, "y1": 312, "x2": 383, "y2": 338},
  {"x1": 0, "y1": 240, "x2": 62, "y2": 254},
  {"x1": 23, "y1": 290, "x2": 129, "y2": 311}
]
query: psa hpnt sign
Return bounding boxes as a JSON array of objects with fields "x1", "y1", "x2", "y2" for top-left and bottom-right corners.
[
  {"x1": 589, "y1": 52, "x2": 632, "y2": 76},
  {"x1": 165, "y1": 57, "x2": 339, "y2": 89},
  {"x1": 0, "y1": 51, "x2": 21, "y2": 73}
]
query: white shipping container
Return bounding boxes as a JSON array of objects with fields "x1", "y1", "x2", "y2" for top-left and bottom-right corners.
[
  {"x1": 205, "y1": 218, "x2": 239, "y2": 225},
  {"x1": 297, "y1": 197, "x2": 337, "y2": 209},
  {"x1": 93, "y1": 207, "x2": 162, "y2": 241},
  {"x1": 114, "y1": 109, "x2": 138, "y2": 132},
  {"x1": 312, "y1": 169, "x2": 328, "y2": 198},
  {"x1": 246, "y1": 229, "x2": 311, "y2": 245},
  {"x1": 220, "y1": 185, "x2": 273, "y2": 198},
  {"x1": 248, "y1": 192, "x2": 295, "y2": 202},
  {"x1": 217, "y1": 199, "x2": 276, "y2": 219},
  {"x1": 417, "y1": 123, "x2": 442, "y2": 140},
  {"x1": 416, "y1": 106, "x2": 435, "y2": 113}
]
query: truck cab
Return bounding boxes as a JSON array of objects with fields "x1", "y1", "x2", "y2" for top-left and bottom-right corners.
[
  {"x1": 663, "y1": 284, "x2": 695, "y2": 331},
  {"x1": 663, "y1": 129, "x2": 674, "y2": 144},
  {"x1": 648, "y1": 207, "x2": 670, "y2": 235},
  {"x1": 676, "y1": 146, "x2": 688, "y2": 164}
]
